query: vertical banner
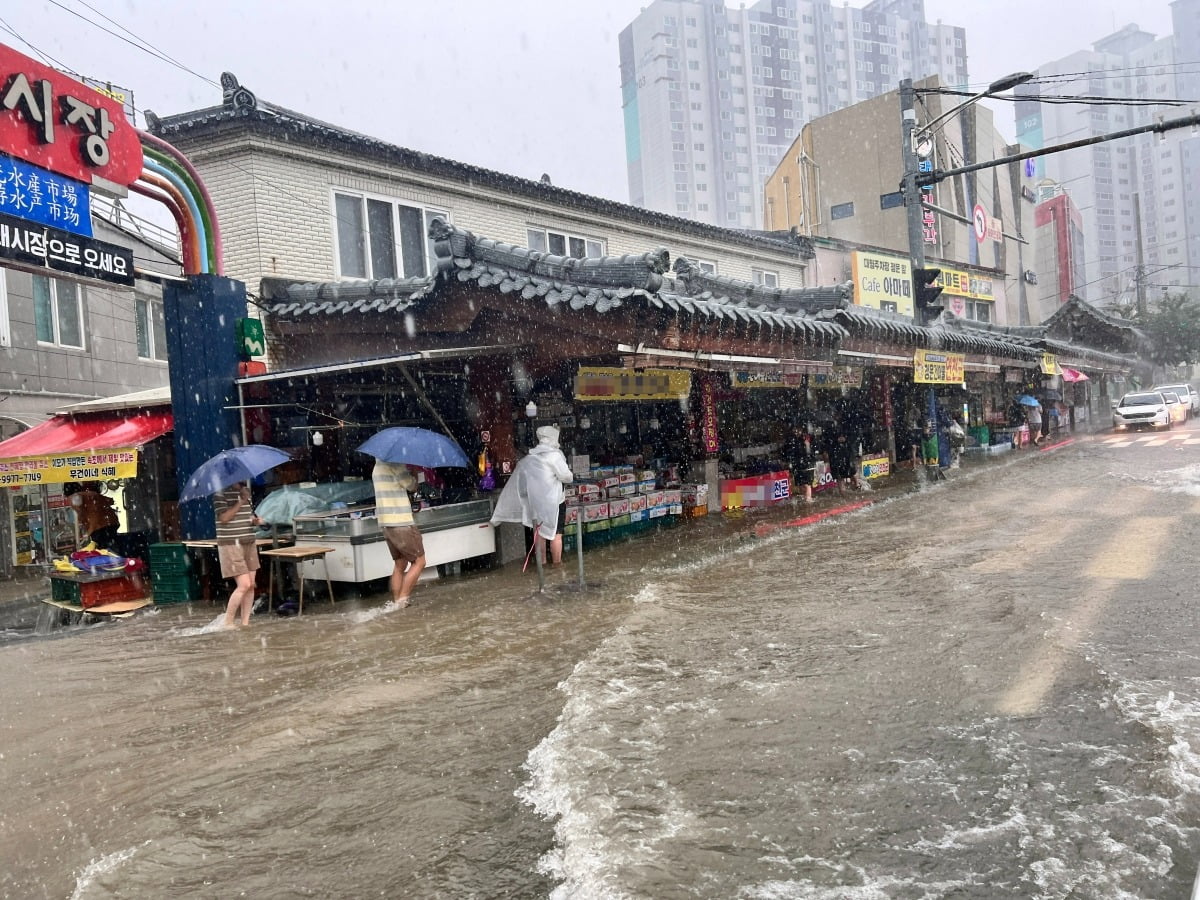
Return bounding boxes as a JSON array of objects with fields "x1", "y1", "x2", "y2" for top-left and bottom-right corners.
[{"x1": 700, "y1": 375, "x2": 719, "y2": 455}]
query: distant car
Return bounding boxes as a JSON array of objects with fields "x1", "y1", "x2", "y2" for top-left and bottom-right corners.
[
  {"x1": 1161, "y1": 390, "x2": 1190, "y2": 426},
  {"x1": 1152, "y1": 383, "x2": 1199, "y2": 418},
  {"x1": 1112, "y1": 391, "x2": 1173, "y2": 431}
]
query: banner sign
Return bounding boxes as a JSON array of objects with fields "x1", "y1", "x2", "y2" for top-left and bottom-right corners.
[
  {"x1": 0, "y1": 210, "x2": 133, "y2": 285},
  {"x1": 0, "y1": 155, "x2": 91, "y2": 236},
  {"x1": 938, "y1": 265, "x2": 994, "y2": 301},
  {"x1": 0, "y1": 43, "x2": 143, "y2": 189},
  {"x1": 1040, "y1": 353, "x2": 1060, "y2": 376},
  {"x1": 860, "y1": 453, "x2": 891, "y2": 480},
  {"x1": 913, "y1": 349, "x2": 965, "y2": 384},
  {"x1": 729, "y1": 370, "x2": 805, "y2": 389},
  {"x1": 851, "y1": 250, "x2": 913, "y2": 316},
  {"x1": 700, "y1": 376, "x2": 719, "y2": 454},
  {"x1": 0, "y1": 447, "x2": 139, "y2": 485},
  {"x1": 810, "y1": 366, "x2": 862, "y2": 389},
  {"x1": 575, "y1": 366, "x2": 691, "y2": 401}
]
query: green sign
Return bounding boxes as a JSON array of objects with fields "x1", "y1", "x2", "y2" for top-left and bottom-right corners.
[{"x1": 237, "y1": 318, "x2": 265, "y2": 359}]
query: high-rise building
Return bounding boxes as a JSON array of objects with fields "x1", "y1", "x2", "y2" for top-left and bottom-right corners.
[
  {"x1": 1034, "y1": 188, "x2": 1087, "y2": 312},
  {"x1": 1015, "y1": 2, "x2": 1200, "y2": 306},
  {"x1": 619, "y1": 0, "x2": 967, "y2": 229}
]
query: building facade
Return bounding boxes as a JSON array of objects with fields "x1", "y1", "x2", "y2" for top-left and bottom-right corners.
[
  {"x1": 763, "y1": 78, "x2": 1041, "y2": 325},
  {"x1": 1033, "y1": 190, "x2": 1086, "y2": 310},
  {"x1": 1015, "y1": 2, "x2": 1200, "y2": 305},
  {"x1": 619, "y1": 0, "x2": 967, "y2": 229}
]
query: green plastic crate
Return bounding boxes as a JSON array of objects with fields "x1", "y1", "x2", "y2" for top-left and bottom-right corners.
[
  {"x1": 149, "y1": 542, "x2": 192, "y2": 573},
  {"x1": 152, "y1": 588, "x2": 195, "y2": 605},
  {"x1": 151, "y1": 571, "x2": 200, "y2": 600}
]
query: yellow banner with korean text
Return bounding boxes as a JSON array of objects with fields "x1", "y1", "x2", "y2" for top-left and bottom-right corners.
[
  {"x1": 575, "y1": 367, "x2": 692, "y2": 401},
  {"x1": 938, "y1": 265, "x2": 994, "y2": 301},
  {"x1": 1040, "y1": 353, "x2": 1061, "y2": 376},
  {"x1": 0, "y1": 448, "x2": 139, "y2": 486},
  {"x1": 851, "y1": 251, "x2": 913, "y2": 316},
  {"x1": 913, "y1": 350, "x2": 965, "y2": 385}
]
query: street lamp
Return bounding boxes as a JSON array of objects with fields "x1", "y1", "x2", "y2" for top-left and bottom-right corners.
[{"x1": 914, "y1": 72, "x2": 1033, "y2": 147}]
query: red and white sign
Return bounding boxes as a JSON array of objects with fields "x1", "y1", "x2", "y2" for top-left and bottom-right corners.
[
  {"x1": 0, "y1": 44, "x2": 142, "y2": 189},
  {"x1": 972, "y1": 203, "x2": 987, "y2": 243}
]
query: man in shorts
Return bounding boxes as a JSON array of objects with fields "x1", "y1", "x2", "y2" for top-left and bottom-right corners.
[{"x1": 372, "y1": 460, "x2": 425, "y2": 608}]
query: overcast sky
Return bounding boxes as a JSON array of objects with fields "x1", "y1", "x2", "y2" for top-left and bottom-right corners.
[{"x1": 1, "y1": 0, "x2": 1182, "y2": 203}]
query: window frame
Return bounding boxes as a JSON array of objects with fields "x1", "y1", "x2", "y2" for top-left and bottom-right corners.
[
  {"x1": 331, "y1": 189, "x2": 449, "y2": 281},
  {"x1": 135, "y1": 292, "x2": 168, "y2": 362},
  {"x1": 33, "y1": 274, "x2": 84, "y2": 350},
  {"x1": 752, "y1": 268, "x2": 779, "y2": 288},
  {"x1": 526, "y1": 226, "x2": 606, "y2": 260}
]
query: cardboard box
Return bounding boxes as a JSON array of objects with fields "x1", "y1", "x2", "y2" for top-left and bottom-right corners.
[
  {"x1": 630, "y1": 508, "x2": 649, "y2": 523},
  {"x1": 577, "y1": 483, "x2": 602, "y2": 501},
  {"x1": 616, "y1": 465, "x2": 635, "y2": 476},
  {"x1": 662, "y1": 488, "x2": 681, "y2": 505},
  {"x1": 617, "y1": 484, "x2": 637, "y2": 497},
  {"x1": 643, "y1": 490, "x2": 665, "y2": 508},
  {"x1": 608, "y1": 496, "x2": 631, "y2": 517},
  {"x1": 609, "y1": 513, "x2": 631, "y2": 528},
  {"x1": 601, "y1": 476, "x2": 621, "y2": 491},
  {"x1": 648, "y1": 506, "x2": 668, "y2": 519},
  {"x1": 637, "y1": 470, "x2": 656, "y2": 483},
  {"x1": 638, "y1": 479, "x2": 656, "y2": 493},
  {"x1": 682, "y1": 504, "x2": 705, "y2": 517},
  {"x1": 592, "y1": 465, "x2": 616, "y2": 478},
  {"x1": 618, "y1": 472, "x2": 636, "y2": 485},
  {"x1": 564, "y1": 485, "x2": 577, "y2": 500},
  {"x1": 681, "y1": 484, "x2": 709, "y2": 505},
  {"x1": 582, "y1": 502, "x2": 609, "y2": 522},
  {"x1": 628, "y1": 493, "x2": 647, "y2": 513},
  {"x1": 565, "y1": 504, "x2": 580, "y2": 525}
]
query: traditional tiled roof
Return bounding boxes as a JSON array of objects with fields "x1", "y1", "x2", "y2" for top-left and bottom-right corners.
[
  {"x1": 148, "y1": 73, "x2": 815, "y2": 260},
  {"x1": 259, "y1": 275, "x2": 434, "y2": 317}
]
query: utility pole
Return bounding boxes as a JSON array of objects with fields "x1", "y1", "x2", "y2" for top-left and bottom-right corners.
[{"x1": 1133, "y1": 191, "x2": 1147, "y2": 317}]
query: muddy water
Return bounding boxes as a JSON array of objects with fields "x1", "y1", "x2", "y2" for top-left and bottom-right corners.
[{"x1": 4, "y1": 440, "x2": 1200, "y2": 899}]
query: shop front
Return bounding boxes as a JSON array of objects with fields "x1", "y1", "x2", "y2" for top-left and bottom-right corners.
[{"x1": 0, "y1": 399, "x2": 174, "y2": 572}]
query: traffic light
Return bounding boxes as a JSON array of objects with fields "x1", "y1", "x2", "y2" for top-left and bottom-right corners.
[{"x1": 913, "y1": 266, "x2": 944, "y2": 325}]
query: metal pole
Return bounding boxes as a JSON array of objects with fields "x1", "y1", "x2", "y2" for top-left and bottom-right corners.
[
  {"x1": 575, "y1": 518, "x2": 585, "y2": 588},
  {"x1": 1133, "y1": 192, "x2": 1147, "y2": 316}
]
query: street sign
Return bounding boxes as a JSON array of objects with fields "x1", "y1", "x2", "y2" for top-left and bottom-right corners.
[
  {"x1": 972, "y1": 203, "x2": 987, "y2": 243},
  {"x1": 0, "y1": 155, "x2": 92, "y2": 237}
]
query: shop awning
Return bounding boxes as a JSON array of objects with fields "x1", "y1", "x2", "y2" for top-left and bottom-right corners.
[{"x1": 0, "y1": 409, "x2": 173, "y2": 485}]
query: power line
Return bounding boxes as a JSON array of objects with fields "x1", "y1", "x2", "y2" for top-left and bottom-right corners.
[{"x1": 0, "y1": 15, "x2": 79, "y2": 73}]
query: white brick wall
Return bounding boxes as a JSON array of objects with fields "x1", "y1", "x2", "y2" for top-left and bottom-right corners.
[{"x1": 177, "y1": 134, "x2": 809, "y2": 291}]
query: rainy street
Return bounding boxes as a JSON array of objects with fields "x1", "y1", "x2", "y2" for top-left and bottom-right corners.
[{"x1": 0, "y1": 426, "x2": 1197, "y2": 899}]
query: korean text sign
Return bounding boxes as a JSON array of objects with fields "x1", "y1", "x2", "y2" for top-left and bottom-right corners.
[
  {"x1": 0, "y1": 155, "x2": 92, "y2": 236},
  {"x1": 0, "y1": 447, "x2": 138, "y2": 485},
  {"x1": 0, "y1": 43, "x2": 143, "y2": 188},
  {"x1": 851, "y1": 251, "x2": 913, "y2": 317},
  {"x1": 0, "y1": 210, "x2": 134, "y2": 286},
  {"x1": 913, "y1": 349, "x2": 965, "y2": 385}
]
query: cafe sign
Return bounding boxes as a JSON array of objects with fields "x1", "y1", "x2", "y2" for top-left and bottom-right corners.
[
  {"x1": 0, "y1": 447, "x2": 138, "y2": 485},
  {"x1": 575, "y1": 366, "x2": 691, "y2": 401},
  {"x1": 0, "y1": 43, "x2": 143, "y2": 190},
  {"x1": 913, "y1": 349, "x2": 965, "y2": 384},
  {"x1": 851, "y1": 250, "x2": 913, "y2": 316}
]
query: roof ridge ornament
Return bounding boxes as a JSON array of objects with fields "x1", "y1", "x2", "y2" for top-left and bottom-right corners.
[{"x1": 220, "y1": 72, "x2": 258, "y2": 111}]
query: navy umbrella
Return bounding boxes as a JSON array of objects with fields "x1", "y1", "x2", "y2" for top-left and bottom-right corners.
[
  {"x1": 179, "y1": 445, "x2": 291, "y2": 502},
  {"x1": 356, "y1": 427, "x2": 470, "y2": 469}
]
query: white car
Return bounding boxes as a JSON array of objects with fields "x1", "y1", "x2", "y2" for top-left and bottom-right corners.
[
  {"x1": 1152, "y1": 383, "x2": 1199, "y2": 418},
  {"x1": 1161, "y1": 391, "x2": 1190, "y2": 426},
  {"x1": 1112, "y1": 391, "x2": 1173, "y2": 431}
]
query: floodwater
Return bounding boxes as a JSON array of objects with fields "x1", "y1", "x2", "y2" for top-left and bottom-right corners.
[{"x1": 4, "y1": 435, "x2": 1200, "y2": 899}]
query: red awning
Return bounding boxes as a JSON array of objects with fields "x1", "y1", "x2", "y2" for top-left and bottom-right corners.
[
  {"x1": 1060, "y1": 367, "x2": 1089, "y2": 383},
  {"x1": 0, "y1": 409, "x2": 173, "y2": 460}
]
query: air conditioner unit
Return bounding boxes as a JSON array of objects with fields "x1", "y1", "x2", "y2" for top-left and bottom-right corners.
[{"x1": 1023, "y1": 270, "x2": 1039, "y2": 285}]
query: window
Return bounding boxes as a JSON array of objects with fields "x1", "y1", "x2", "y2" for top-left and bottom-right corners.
[
  {"x1": 752, "y1": 269, "x2": 779, "y2": 288},
  {"x1": 696, "y1": 259, "x2": 717, "y2": 274},
  {"x1": 527, "y1": 227, "x2": 604, "y2": 259},
  {"x1": 334, "y1": 191, "x2": 447, "y2": 280},
  {"x1": 135, "y1": 293, "x2": 168, "y2": 361},
  {"x1": 0, "y1": 270, "x2": 9, "y2": 347},
  {"x1": 33, "y1": 275, "x2": 83, "y2": 349}
]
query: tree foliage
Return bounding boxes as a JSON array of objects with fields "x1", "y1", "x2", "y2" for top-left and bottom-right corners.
[{"x1": 1132, "y1": 293, "x2": 1200, "y2": 369}]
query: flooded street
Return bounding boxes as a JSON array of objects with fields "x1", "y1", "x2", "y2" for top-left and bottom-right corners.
[{"x1": 4, "y1": 434, "x2": 1200, "y2": 899}]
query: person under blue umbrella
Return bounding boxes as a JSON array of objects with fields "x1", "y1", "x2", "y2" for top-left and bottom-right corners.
[{"x1": 371, "y1": 460, "x2": 425, "y2": 609}]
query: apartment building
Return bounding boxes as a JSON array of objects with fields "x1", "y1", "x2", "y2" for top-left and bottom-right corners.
[
  {"x1": 619, "y1": 0, "x2": 967, "y2": 229},
  {"x1": 1015, "y1": 1, "x2": 1200, "y2": 305}
]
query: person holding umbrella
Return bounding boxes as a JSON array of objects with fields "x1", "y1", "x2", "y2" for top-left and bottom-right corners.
[
  {"x1": 371, "y1": 460, "x2": 425, "y2": 609},
  {"x1": 215, "y1": 481, "x2": 267, "y2": 628}
]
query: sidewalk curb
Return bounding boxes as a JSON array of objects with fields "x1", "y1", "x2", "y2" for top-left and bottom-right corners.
[{"x1": 752, "y1": 500, "x2": 874, "y2": 537}]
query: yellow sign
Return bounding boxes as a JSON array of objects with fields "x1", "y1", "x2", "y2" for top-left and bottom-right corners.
[
  {"x1": 1040, "y1": 353, "x2": 1060, "y2": 375},
  {"x1": 913, "y1": 350, "x2": 965, "y2": 384},
  {"x1": 575, "y1": 367, "x2": 691, "y2": 401},
  {"x1": 851, "y1": 251, "x2": 913, "y2": 316},
  {"x1": 938, "y1": 266, "x2": 994, "y2": 301},
  {"x1": 0, "y1": 448, "x2": 139, "y2": 485}
]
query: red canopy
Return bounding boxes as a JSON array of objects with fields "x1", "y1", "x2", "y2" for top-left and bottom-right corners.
[{"x1": 0, "y1": 410, "x2": 173, "y2": 460}]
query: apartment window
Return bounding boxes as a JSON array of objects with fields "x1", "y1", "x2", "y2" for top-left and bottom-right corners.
[
  {"x1": 334, "y1": 192, "x2": 447, "y2": 279},
  {"x1": 33, "y1": 275, "x2": 84, "y2": 348},
  {"x1": 686, "y1": 16, "x2": 697, "y2": 26},
  {"x1": 830, "y1": 201, "x2": 855, "y2": 220},
  {"x1": 688, "y1": 60, "x2": 700, "y2": 70},
  {"x1": 752, "y1": 269, "x2": 779, "y2": 288},
  {"x1": 527, "y1": 227, "x2": 605, "y2": 259},
  {"x1": 135, "y1": 294, "x2": 168, "y2": 361},
  {"x1": 696, "y1": 259, "x2": 717, "y2": 274},
  {"x1": 693, "y1": 142, "x2": 705, "y2": 151},
  {"x1": 687, "y1": 38, "x2": 698, "y2": 48},
  {"x1": 690, "y1": 81, "x2": 702, "y2": 91},
  {"x1": 672, "y1": 141, "x2": 685, "y2": 152}
]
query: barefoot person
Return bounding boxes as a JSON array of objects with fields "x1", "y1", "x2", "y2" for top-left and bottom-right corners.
[
  {"x1": 214, "y1": 481, "x2": 264, "y2": 627},
  {"x1": 372, "y1": 460, "x2": 425, "y2": 608}
]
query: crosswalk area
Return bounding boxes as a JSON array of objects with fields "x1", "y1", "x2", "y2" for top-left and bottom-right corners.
[{"x1": 1099, "y1": 431, "x2": 1200, "y2": 447}]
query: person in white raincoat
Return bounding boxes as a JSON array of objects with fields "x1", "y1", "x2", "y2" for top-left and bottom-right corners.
[{"x1": 490, "y1": 425, "x2": 574, "y2": 566}]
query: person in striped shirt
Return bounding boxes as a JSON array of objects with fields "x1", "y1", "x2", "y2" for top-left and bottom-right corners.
[
  {"x1": 372, "y1": 461, "x2": 425, "y2": 608},
  {"x1": 215, "y1": 481, "x2": 264, "y2": 627}
]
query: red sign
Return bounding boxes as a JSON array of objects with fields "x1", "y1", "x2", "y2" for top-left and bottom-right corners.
[{"x1": 0, "y1": 44, "x2": 142, "y2": 189}]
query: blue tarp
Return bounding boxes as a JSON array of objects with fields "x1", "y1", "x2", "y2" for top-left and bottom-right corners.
[{"x1": 254, "y1": 481, "x2": 376, "y2": 526}]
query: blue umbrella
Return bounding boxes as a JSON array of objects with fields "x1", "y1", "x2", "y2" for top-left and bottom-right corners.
[
  {"x1": 179, "y1": 445, "x2": 291, "y2": 502},
  {"x1": 1017, "y1": 395, "x2": 1040, "y2": 406},
  {"x1": 356, "y1": 427, "x2": 470, "y2": 468}
]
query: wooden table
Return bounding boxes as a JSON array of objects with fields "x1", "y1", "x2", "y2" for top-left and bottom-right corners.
[
  {"x1": 259, "y1": 545, "x2": 336, "y2": 616},
  {"x1": 182, "y1": 538, "x2": 288, "y2": 604}
]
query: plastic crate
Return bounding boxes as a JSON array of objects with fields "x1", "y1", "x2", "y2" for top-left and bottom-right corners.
[
  {"x1": 51, "y1": 573, "x2": 145, "y2": 609},
  {"x1": 149, "y1": 542, "x2": 192, "y2": 573},
  {"x1": 151, "y1": 571, "x2": 200, "y2": 600},
  {"x1": 153, "y1": 588, "x2": 195, "y2": 605}
]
